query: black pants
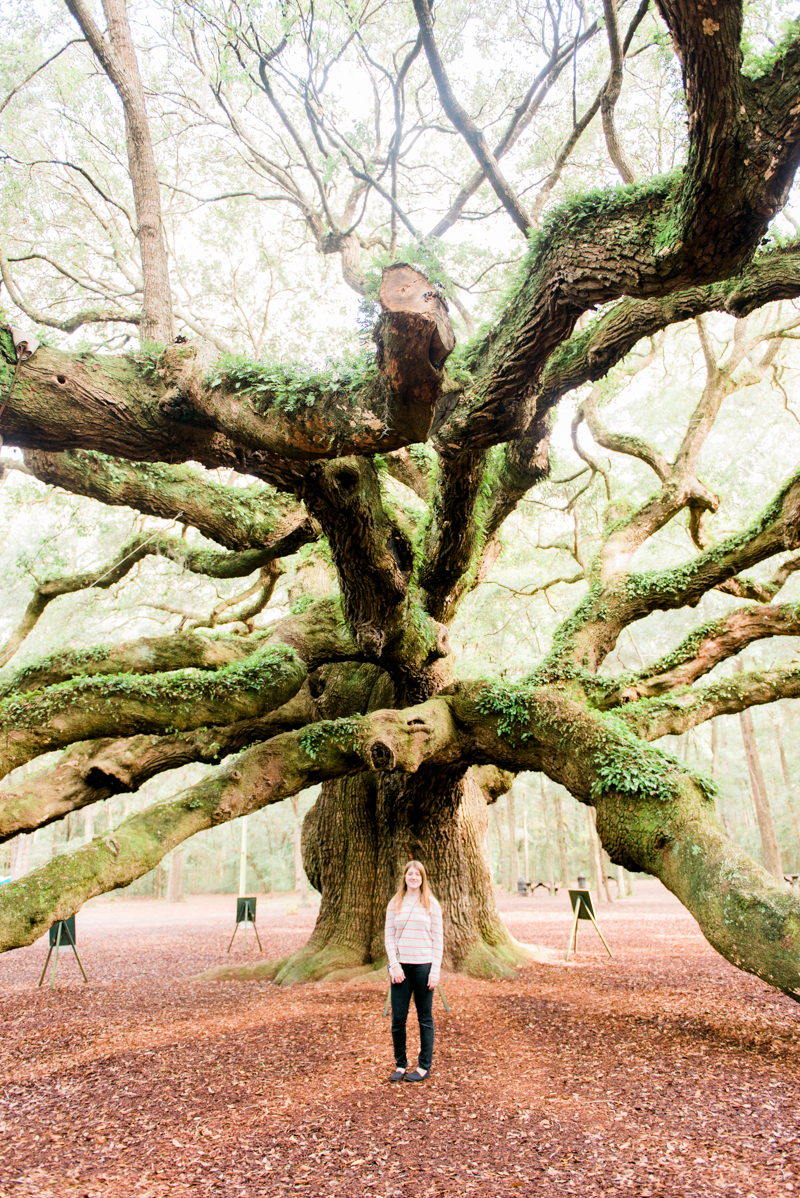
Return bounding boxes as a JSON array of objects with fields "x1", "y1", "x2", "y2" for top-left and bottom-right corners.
[{"x1": 390, "y1": 962, "x2": 434, "y2": 1071}]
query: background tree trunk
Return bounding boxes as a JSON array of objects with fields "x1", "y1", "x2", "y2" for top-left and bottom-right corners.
[
  {"x1": 493, "y1": 803, "x2": 510, "y2": 890},
  {"x1": 167, "y1": 849, "x2": 184, "y2": 903},
  {"x1": 507, "y1": 787, "x2": 520, "y2": 887},
  {"x1": 10, "y1": 833, "x2": 31, "y2": 881},
  {"x1": 290, "y1": 794, "x2": 309, "y2": 902},
  {"x1": 554, "y1": 788, "x2": 569, "y2": 887},
  {"x1": 588, "y1": 807, "x2": 612, "y2": 902},
  {"x1": 772, "y1": 717, "x2": 800, "y2": 857},
  {"x1": 540, "y1": 777, "x2": 555, "y2": 893},
  {"x1": 738, "y1": 707, "x2": 784, "y2": 878}
]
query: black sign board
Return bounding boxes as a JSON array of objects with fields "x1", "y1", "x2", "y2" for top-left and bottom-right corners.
[
  {"x1": 228, "y1": 896, "x2": 263, "y2": 953},
  {"x1": 568, "y1": 888, "x2": 596, "y2": 920},
  {"x1": 39, "y1": 916, "x2": 88, "y2": 989},
  {"x1": 565, "y1": 888, "x2": 613, "y2": 960},
  {"x1": 49, "y1": 914, "x2": 76, "y2": 946}
]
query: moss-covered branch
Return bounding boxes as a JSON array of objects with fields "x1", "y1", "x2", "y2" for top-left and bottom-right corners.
[
  {"x1": 600, "y1": 602, "x2": 800, "y2": 706},
  {"x1": 0, "y1": 697, "x2": 467, "y2": 949},
  {"x1": 0, "y1": 682, "x2": 317, "y2": 840},
  {"x1": 301, "y1": 458, "x2": 449, "y2": 699},
  {"x1": 0, "y1": 265, "x2": 454, "y2": 467},
  {"x1": 547, "y1": 468, "x2": 800, "y2": 672},
  {"x1": 0, "y1": 644, "x2": 306, "y2": 778},
  {"x1": 21, "y1": 449, "x2": 313, "y2": 551},
  {"x1": 614, "y1": 660, "x2": 800, "y2": 741},
  {"x1": 537, "y1": 244, "x2": 800, "y2": 411},
  {"x1": 3, "y1": 675, "x2": 800, "y2": 1001},
  {"x1": 0, "y1": 719, "x2": 363, "y2": 951},
  {"x1": 0, "y1": 629, "x2": 263, "y2": 697},
  {"x1": 0, "y1": 598, "x2": 360, "y2": 699}
]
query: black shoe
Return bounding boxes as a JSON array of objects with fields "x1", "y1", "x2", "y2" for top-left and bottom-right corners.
[
  {"x1": 404, "y1": 1069, "x2": 429, "y2": 1082},
  {"x1": 389, "y1": 1068, "x2": 406, "y2": 1082}
]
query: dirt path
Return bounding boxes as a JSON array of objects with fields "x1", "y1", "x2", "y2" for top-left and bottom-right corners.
[{"x1": 0, "y1": 882, "x2": 797, "y2": 1198}]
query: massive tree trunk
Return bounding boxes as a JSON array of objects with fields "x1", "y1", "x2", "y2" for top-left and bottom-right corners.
[{"x1": 274, "y1": 764, "x2": 529, "y2": 983}]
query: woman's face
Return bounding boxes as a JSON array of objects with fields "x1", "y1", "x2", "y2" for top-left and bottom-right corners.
[{"x1": 405, "y1": 866, "x2": 422, "y2": 891}]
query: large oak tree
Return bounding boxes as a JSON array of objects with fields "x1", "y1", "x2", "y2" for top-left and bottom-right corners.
[{"x1": 1, "y1": 0, "x2": 800, "y2": 998}]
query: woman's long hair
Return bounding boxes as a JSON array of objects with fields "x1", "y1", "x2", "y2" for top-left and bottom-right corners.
[{"x1": 393, "y1": 859, "x2": 435, "y2": 913}]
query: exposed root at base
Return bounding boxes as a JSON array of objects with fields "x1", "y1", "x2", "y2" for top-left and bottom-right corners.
[{"x1": 192, "y1": 935, "x2": 553, "y2": 985}]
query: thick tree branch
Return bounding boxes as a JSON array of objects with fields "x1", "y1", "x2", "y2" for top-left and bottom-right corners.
[
  {"x1": 546, "y1": 467, "x2": 800, "y2": 672},
  {"x1": 537, "y1": 245, "x2": 800, "y2": 411},
  {"x1": 601, "y1": 601, "x2": 800, "y2": 705},
  {"x1": 0, "y1": 531, "x2": 304, "y2": 668},
  {"x1": 616, "y1": 660, "x2": 800, "y2": 740},
  {"x1": 0, "y1": 266, "x2": 454, "y2": 464},
  {"x1": 418, "y1": 450, "x2": 488, "y2": 623},
  {"x1": 0, "y1": 644, "x2": 306, "y2": 779},
  {"x1": 20, "y1": 449, "x2": 314, "y2": 552},
  {"x1": 437, "y1": 1, "x2": 800, "y2": 455},
  {"x1": 0, "y1": 683, "x2": 318, "y2": 841}
]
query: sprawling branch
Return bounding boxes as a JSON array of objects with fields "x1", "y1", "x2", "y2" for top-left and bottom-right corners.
[
  {"x1": 0, "y1": 532, "x2": 301, "y2": 668},
  {"x1": 616, "y1": 660, "x2": 800, "y2": 740},
  {"x1": 436, "y1": 3, "x2": 800, "y2": 453},
  {"x1": 601, "y1": 600, "x2": 800, "y2": 705},
  {"x1": 550, "y1": 466, "x2": 800, "y2": 672},
  {"x1": 0, "y1": 644, "x2": 306, "y2": 778},
  {"x1": 0, "y1": 629, "x2": 261, "y2": 697},
  {"x1": 0, "y1": 602, "x2": 368, "y2": 838},
  {"x1": 3, "y1": 681, "x2": 798, "y2": 1003},
  {"x1": 0, "y1": 683, "x2": 317, "y2": 841},
  {"x1": 538, "y1": 245, "x2": 800, "y2": 410},
  {"x1": 19, "y1": 449, "x2": 314, "y2": 551}
]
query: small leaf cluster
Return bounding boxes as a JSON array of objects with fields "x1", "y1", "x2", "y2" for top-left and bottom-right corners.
[
  {"x1": 299, "y1": 716, "x2": 362, "y2": 761},
  {"x1": 206, "y1": 351, "x2": 379, "y2": 414},
  {"x1": 475, "y1": 682, "x2": 537, "y2": 744}
]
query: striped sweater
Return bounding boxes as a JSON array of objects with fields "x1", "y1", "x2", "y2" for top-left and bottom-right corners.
[{"x1": 385, "y1": 893, "x2": 444, "y2": 984}]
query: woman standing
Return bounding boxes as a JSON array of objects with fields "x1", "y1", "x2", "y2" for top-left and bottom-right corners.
[{"x1": 384, "y1": 860, "x2": 443, "y2": 1082}]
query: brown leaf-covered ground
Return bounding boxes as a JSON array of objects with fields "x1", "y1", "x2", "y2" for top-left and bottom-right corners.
[{"x1": 0, "y1": 880, "x2": 798, "y2": 1198}]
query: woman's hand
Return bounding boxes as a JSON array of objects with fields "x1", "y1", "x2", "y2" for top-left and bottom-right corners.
[
  {"x1": 428, "y1": 976, "x2": 436, "y2": 989},
  {"x1": 390, "y1": 967, "x2": 405, "y2": 983}
]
